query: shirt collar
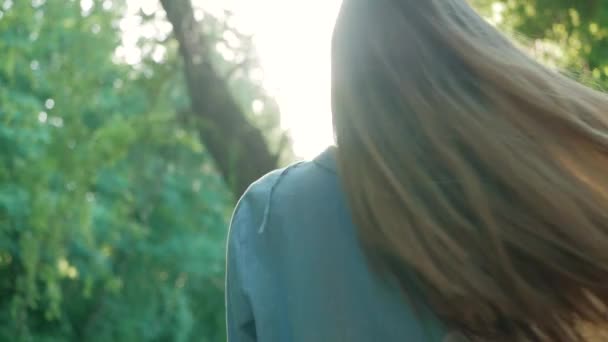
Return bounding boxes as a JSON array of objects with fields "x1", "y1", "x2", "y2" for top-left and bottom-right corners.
[{"x1": 313, "y1": 146, "x2": 337, "y2": 173}]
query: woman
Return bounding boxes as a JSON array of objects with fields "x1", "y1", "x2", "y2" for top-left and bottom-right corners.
[{"x1": 226, "y1": 0, "x2": 608, "y2": 341}]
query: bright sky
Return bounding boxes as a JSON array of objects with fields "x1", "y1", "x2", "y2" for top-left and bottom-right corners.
[
  {"x1": 226, "y1": 0, "x2": 342, "y2": 159},
  {"x1": 118, "y1": 0, "x2": 342, "y2": 160}
]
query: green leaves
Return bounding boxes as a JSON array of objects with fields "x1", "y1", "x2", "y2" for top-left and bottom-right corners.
[
  {"x1": 1, "y1": 1, "x2": 233, "y2": 340},
  {"x1": 472, "y1": 0, "x2": 608, "y2": 87}
]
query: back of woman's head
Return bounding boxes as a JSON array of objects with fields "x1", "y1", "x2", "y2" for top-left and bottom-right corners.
[{"x1": 331, "y1": 0, "x2": 608, "y2": 341}]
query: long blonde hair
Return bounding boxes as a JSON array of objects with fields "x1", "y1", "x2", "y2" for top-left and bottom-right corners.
[{"x1": 331, "y1": 0, "x2": 608, "y2": 340}]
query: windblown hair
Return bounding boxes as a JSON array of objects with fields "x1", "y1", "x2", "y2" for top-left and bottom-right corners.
[{"x1": 331, "y1": 0, "x2": 608, "y2": 341}]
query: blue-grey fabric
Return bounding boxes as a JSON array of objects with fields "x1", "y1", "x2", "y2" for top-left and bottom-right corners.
[{"x1": 226, "y1": 147, "x2": 446, "y2": 342}]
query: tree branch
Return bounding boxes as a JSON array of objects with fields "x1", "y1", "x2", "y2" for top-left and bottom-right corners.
[{"x1": 159, "y1": 0, "x2": 277, "y2": 198}]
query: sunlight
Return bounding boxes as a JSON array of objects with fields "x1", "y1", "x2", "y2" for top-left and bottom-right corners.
[
  {"x1": 122, "y1": 0, "x2": 342, "y2": 159},
  {"x1": 226, "y1": 0, "x2": 342, "y2": 159}
]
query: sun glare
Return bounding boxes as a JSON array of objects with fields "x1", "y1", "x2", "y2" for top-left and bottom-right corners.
[
  {"x1": 123, "y1": 0, "x2": 342, "y2": 159},
  {"x1": 226, "y1": 0, "x2": 342, "y2": 159}
]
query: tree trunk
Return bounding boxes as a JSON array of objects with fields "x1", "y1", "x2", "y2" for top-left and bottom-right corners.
[{"x1": 160, "y1": 0, "x2": 278, "y2": 198}]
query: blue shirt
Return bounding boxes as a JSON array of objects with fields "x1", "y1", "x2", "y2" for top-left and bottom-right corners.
[{"x1": 226, "y1": 147, "x2": 447, "y2": 341}]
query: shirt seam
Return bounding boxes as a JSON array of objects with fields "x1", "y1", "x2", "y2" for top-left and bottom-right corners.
[{"x1": 258, "y1": 161, "x2": 304, "y2": 234}]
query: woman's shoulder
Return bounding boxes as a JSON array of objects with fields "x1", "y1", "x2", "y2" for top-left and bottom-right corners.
[
  {"x1": 252, "y1": 145, "x2": 337, "y2": 193},
  {"x1": 229, "y1": 147, "x2": 341, "y2": 242},
  {"x1": 228, "y1": 147, "x2": 449, "y2": 341}
]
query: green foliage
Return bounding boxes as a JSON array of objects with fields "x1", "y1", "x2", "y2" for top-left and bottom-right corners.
[
  {"x1": 0, "y1": 0, "x2": 245, "y2": 340},
  {"x1": 472, "y1": 0, "x2": 608, "y2": 86},
  {"x1": 202, "y1": 9, "x2": 293, "y2": 164}
]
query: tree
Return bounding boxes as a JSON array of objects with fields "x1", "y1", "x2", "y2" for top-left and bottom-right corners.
[
  {"x1": 160, "y1": 0, "x2": 285, "y2": 197},
  {"x1": 472, "y1": 0, "x2": 608, "y2": 87},
  {"x1": 0, "y1": 0, "x2": 282, "y2": 339}
]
